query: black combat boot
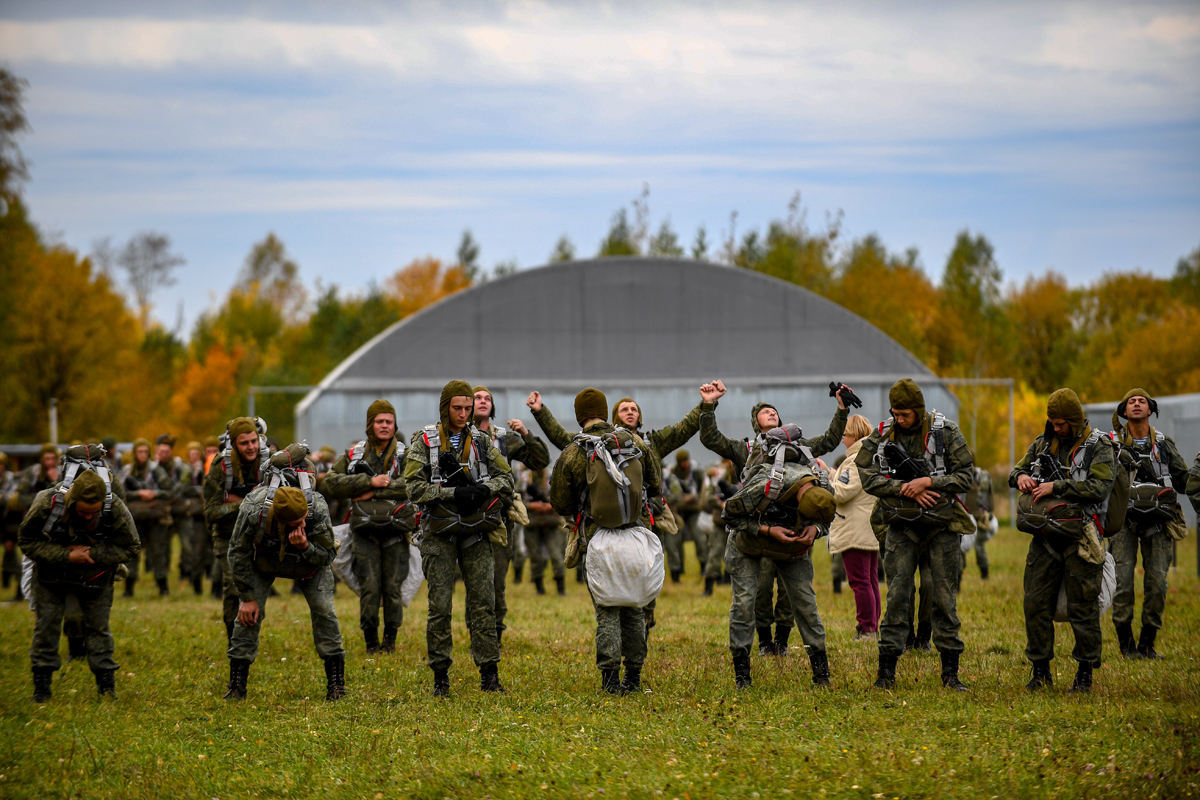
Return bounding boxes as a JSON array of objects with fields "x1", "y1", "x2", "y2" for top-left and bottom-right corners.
[
  {"x1": 757, "y1": 627, "x2": 775, "y2": 656},
  {"x1": 940, "y1": 651, "x2": 969, "y2": 692},
  {"x1": 480, "y1": 663, "x2": 505, "y2": 693},
  {"x1": 1115, "y1": 622, "x2": 1141, "y2": 659},
  {"x1": 1069, "y1": 661, "x2": 1093, "y2": 694},
  {"x1": 123, "y1": 578, "x2": 136, "y2": 598},
  {"x1": 774, "y1": 626, "x2": 791, "y2": 656},
  {"x1": 94, "y1": 668, "x2": 117, "y2": 699},
  {"x1": 555, "y1": 576, "x2": 566, "y2": 596},
  {"x1": 703, "y1": 577, "x2": 715, "y2": 596},
  {"x1": 732, "y1": 654, "x2": 752, "y2": 689},
  {"x1": 513, "y1": 564, "x2": 523, "y2": 584},
  {"x1": 211, "y1": 574, "x2": 223, "y2": 599},
  {"x1": 67, "y1": 635, "x2": 88, "y2": 662},
  {"x1": 809, "y1": 650, "x2": 831, "y2": 688},
  {"x1": 979, "y1": 565, "x2": 989, "y2": 580},
  {"x1": 620, "y1": 666, "x2": 642, "y2": 695},
  {"x1": 873, "y1": 652, "x2": 898, "y2": 690},
  {"x1": 1025, "y1": 659, "x2": 1053, "y2": 690},
  {"x1": 324, "y1": 656, "x2": 347, "y2": 700},
  {"x1": 156, "y1": 577, "x2": 170, "y2": 596},
  {"x1": 192, "y1": 573, "x2": 204, "y2": 595},
  {"x1": 363, "y1": 626, "x2": 380, "y2": 656},
  {"x1": 381, "y1": 626, "x2": 398, "y2": 654},
  {"x1": 600, "y1": 669, "x2": 621, "y2": 694},
  {"x1": 533, "y1": 577, "x2": 546, "y2": 595},
  {"x1": 1137, "y1": 627, "x2": 1161, "y2": 659},
  {"x1": 432, "y1": 668, "x2": 450, "y2": 698},
  {"x1": 670, "y1": 569, "x2": 682, "y2": 584},
  {"x1": 576, "y1": 566, "x2": 585, "y2": 583},
  {"x1": 32, "y1": 667, "x2": 53, "y2": 703},
  {"x1": 833, "y1": 577, "x2": 843, "y2": 594},
  {"x1": 914, "y1": 621, "x2": 932, "y2": 652},
  {"x1": 223, "y1": 659, "x2": 249, "y2": 700}
]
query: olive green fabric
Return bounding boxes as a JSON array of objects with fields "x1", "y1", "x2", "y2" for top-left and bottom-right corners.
[
  {"x1": 366, "y1": 398, "x2": 398, "y2": 454},
  {"x1": 132, "y1": 437, "x2": 151, "y2": 451},
  {"x1": 472, "y1": 385, "x2": 496, "y2": 419},
  {"x1": 675, "y1": 449, "x2": 690, "y2": 464},
  {"x1": 40, "y1": 442, "x2": 60, "y2": 457},
  {"x1": 319, "y1": 445, "x2": 337, "y2": 461},
  {"x1": 439, "y1": 380, "x2": 474, "y2": 432},
  {"x1": 185, "y1": 440, "x2": 202, "y2": 453},
  {"x1": 1046, "y1": 388, "x2": 1088, "y2": 451},
  {"x1": 611, "y1": 397, "x2": 641, "y2": 427},
  {"x1": 888, "y1": 378, "x2": 925, "y2": 412},
  {"x1": 156, "y1": 434, "x2": 176, "y2": 447},
  {"x1": 797, "y1": 484, "x2": 836, "y2": 525},
  {"x1": 270, "y1": 485, "x2": 308, "y2": 525},
  {"x1": 749, "y1": 402, "x2": 778, "y2": 433},
  {"x1": 101, "y1": 436, "x2": 118, "y2": 452},
  {"x1": 203, "y1": 435, "x2": 220, "y2": 450},
  {"x1": 575, "y1": 388, "x2": 608, "y2": 426},
  {"x1": 227, "y1": 417, "x2": 257, "y2": 440},
  {"x1": 66, "y1": 470, "x2": 107, "y2": 507}
]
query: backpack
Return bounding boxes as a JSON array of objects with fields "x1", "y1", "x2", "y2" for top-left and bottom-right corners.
[
  {"x1": 573, "y1": 427, "x2": 644, "y2": 529},
  {"x1": 345, "y1": 438, "x2": 414, "y2": 534},
  {"x1": 38, "y1": 444, "x2": 120, "y2": 588},
  {"x1": 250, "y1": 443, "x2": 325, "y2": 579},
  {"x1": 724, "y1": 461, "x2": 822, "y2": 561},
  {"x1": 1020, "y1": 430, "x2": 1129, "y2": 537}
]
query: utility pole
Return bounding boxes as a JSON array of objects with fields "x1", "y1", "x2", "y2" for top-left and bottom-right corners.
[{"x1": 49, "y1": 397, "x2": 58, "y2": 444}]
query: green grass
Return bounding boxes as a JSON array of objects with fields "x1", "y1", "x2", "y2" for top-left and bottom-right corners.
[{"x1": 1, "y1": 527, "x2": 1198, "y2": 799}]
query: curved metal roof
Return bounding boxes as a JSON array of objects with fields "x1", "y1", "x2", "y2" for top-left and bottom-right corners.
[{"x1": 298, "y1": 257, "x2": 935, "y2": 413}]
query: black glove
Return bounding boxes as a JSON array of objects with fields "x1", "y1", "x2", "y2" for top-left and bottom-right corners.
[
  {"x1": 453, "y1": 484, "x2": 491, "y2": 515},
  {"x1": 828, "y1": 382, "x2": 863, "y2": 409}
]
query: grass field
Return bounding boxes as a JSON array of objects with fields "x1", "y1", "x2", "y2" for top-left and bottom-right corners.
[{"x1": 1, "y1": 526, "x2": 1198, "y2": 800}]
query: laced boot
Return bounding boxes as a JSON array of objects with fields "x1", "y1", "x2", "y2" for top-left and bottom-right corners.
[
  {"x1": 1069, "y1": 661, "x2": 1093, "y2": 694},
  {"x1": 363, "y1": 626, "x2": 380, "y2": 655},
  {"x1": 1137, "y1": 627, "x2": 1161, "y2": 659},
  {"x1": 480, "y1": 663, "x2": 505, "y2": 693},
  {"x1": 67, "y1": 635, "x2": 88, "y2": 662},
  {"x1": 620, "y1": 666, "x2": 642, "y2": 695},
  {"x1": 757, "y1": 627, "x2": 775, "y2": 656},
  {"x1": 732, "y1": 654, "x2": 752, "y2": 689},
  {"x1": 1115, "y1": 622, "x2": 1141, "y2": 659},
  {"x1": 914, "y1": 621, "x2": 933, "y2": 651},
  {"x1": 774, "y1": 626, "x2": 791, "y2": 656},
  {"x1": 223, "y1": 659, "x2": 249, "y2": 700},
  {"x1": 380, "y1": 626, "x2": 397, "y2": 654},
  {"x1": 809, "y1": 650, "x2": 831, "y2": 688},
  {"x1": 324, "y1": 656, "x2": 347, "y2": 700},
  {"x1": 873, "y1": 652, "x2": 898, "y2": 689},
  {"x1": 533, "y1": 577, "x2": 546, "y2": 595},
  {"x1": 703, "y1": 577, "x2": 715, "y2": 596},
  {"x1": 1025, "y1": 659, "x2": 1053, "y2": 690},
  {"x1": 94, "y1": 668, "x2": 117, "y2": 699},
  {"x1": 600, "y1": 669, "x2": 622, "y2": 694},
  {"x1": 32, "y1": 667, "x2": 53, "y2": 703},
  {"x1": 940, "y1": 651, "x2": 969, "y2": 692},
  {"x1": 512, "y1": 564, "x2": 523, "y2": 584},
  {"x1": 156, "y1": 577, "x2": 170, "y2": 597},
  {"x1": 432, "y1": 668, "x2": 450, "y2": 698},
  {"x1": 555, "y1": 576, "x2": 566, "y2": 596}
]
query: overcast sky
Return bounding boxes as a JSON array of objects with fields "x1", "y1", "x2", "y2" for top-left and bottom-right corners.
[{"x1": 2, "y1": 1, "x2": 1198, "y2": 333}]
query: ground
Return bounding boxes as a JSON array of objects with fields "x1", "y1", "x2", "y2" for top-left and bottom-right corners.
[{"x1": 1, "y1": 527, "x2": 1197, "y2": 799}]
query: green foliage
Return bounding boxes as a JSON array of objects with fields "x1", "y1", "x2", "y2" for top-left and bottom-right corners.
[
  {"x1": 0, "y1": 533, "x2": 1195, "y2": 799},
  {"x1": 1170, "y1": 244, "x2": 1200, "y2": 307},
  {"x1": 457, "y1": 230, "x2": 482, "y2": 283},
  {"x1": 0, "y1": 66, "x2": 30, "y2": 199},
  {"x1": 549, "y1": 235, "x2": 576, "y2": 262},
  {"x1": 691, "y1": 225, "x2": 709, "y2": 260},
  {"x1": 648, "y1": 220, "x2": 684, "y2": 258},
  {"x1": 598, "y1": 208, "x2": 639, "y2": 257}
]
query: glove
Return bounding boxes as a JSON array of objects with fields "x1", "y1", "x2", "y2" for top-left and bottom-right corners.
[
  {"x1": 453, "y1": 484, "x2": 491, "y2": 515},
  {"x1": 828, "y1": 382, "x2": 864, "y2": 409}
]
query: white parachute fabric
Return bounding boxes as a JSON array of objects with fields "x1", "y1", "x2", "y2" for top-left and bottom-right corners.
[
  {"x1": 400, "y1": 544, "x2": 424, "y2": 607},
  {"x1": 330, "y1": 524, "x2": 360, "y2": 595},
  {"x1": 959, "y1": 532, "x2": 977, "y2": 554},
  {"x1": 1054, "y1": 552, "x2": 1116, "y2": 623},
  {"x1": 585, "y1": 525, "x2": 664, "y2": 608}
]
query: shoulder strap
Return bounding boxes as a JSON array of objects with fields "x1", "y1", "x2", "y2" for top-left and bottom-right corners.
[
  {"x1": 422, "y1": 425, "x2": 443, "y2": 484},
  {"x1": 347, "y1": 440, "x2": 368, "y2": 472},
  {"x1": 493, "y1": 426, "x2": 510, "y2": 460},
  {"x1": 926, "y1": 411, "x2": 947, "y2": 477}
]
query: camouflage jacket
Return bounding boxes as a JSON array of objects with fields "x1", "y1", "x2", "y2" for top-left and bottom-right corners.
[
  {"x1": 123, "y1": 460, "x2": 178, "y2": 500},
  {"x1": 203, "y1": 456, "x2": 263, "y2": 539},
  {"x1": 227, "y1": 485, "x2": 336, "y2": 599},
  {"x1": 1118, "y1": 429, "x2": 1189, "y2": 493},
  {"x1": 1188, "y1": 452, "x2": 1200, "y2": 514},
  {"x1": 402, "y1": 424, "x2": 514, "y2": 529},
  {"x1": 324, "y1": 437, "x2": 411, "y2": 503},
  {"x1": 19, "y1": 487, "x2": 140, "y2": 568},
  {"x1": 477, "y1": 422, "x2": 551, "y2": 472},
  {"x1": 16, "y1": 465, "x2": 58, "y2": 513},
  {"x1": 549, "y1": 421, "x2": 662, "y2": 541},
  {"x1": 701, "y1": 404, "x2": 848, "y2": 478},
  {"x1": 858, "y1": 413, "x2": 975, "y2": 498},
  {"x1": 533, "y1": 401, "x2": 713, "y2": 460},
  {"x1": 1007, "y1": 429, "x2": 1115, "y2": 506}
]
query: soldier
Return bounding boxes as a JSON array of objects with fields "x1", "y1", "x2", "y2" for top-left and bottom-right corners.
[
  {"x1": 153, "y1": 434, "x2": 199, "y2": 590},
  {"x1": 469, "y1": 385, "x2": 551, "y2": 645},
  {"x1": 669, "y1": 450, "x2": 707, "y2": 581},
  {"x1": 404, "y1": 380, "x2": 513, "y2": 696},
  {"x1": 1, "y1": 452, "x2": 20, "y2": 597},
  {"x1": 204, "y1": 418, "x2": 269, "y2": 643},
  {"x1": 523, "y1": 467, "x2": 567, "y2": 595},
  {"x1": 857, "y1": 378, "x2": 974, "y2": 692},
  {"x1": 961, "y1": 467, "x2": 996, "y2": 582},
  {"x1": 100, "y1": 437, "x2": 125, "y2": 482},
  {"x1": 16, "y1": 444, "x2": 61, "y2": 515},
  {"x1": 702, "y1": 460, "x2": 739, "y2": 592},
  {"x1": 181, "y1": 441, "x2": 212, "y2": 595},
  {"x1": 20, "y1": 466, "x2": 140, "y2": 702},
  {"x1": 699, "y1": 382, "x2": 849, "y2": 657},
  {"x1": 1108, "y1": 389, "x2": 1189, "y2": 659},
  {"x1": 223, "y1": 446, "x2": 345, "y2": 702},
  {"x1": 1009, "y1": 388, "x2": 1113, "y2": 694},
  {"x1": 123, "y1": 437, "x2": 178, "y2": 597},
  {"x1": 550, "y1": 388, "x2": 662, "y2": 694},
  {"x1": 324, "y1": 400, "x2": 416, "y2": 655}
]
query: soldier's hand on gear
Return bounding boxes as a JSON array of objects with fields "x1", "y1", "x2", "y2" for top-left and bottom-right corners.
[
  {"x1": 508, "y1": 419, "x2": 528, "y2": 436},
  {"x1": 795, "y1": 525, "x2": 818, "y2": 546},
  {"x1": 526, "y1": 391, "x2": 543, "y2": 412},
  {"x1": 1016, "y1": 474, "x2": 1038, "y2": 493},
  {"x1": 912, "y1": 488, "x2": 942, "y2": 509},
  {"x1": 288, "y1": 521, "x2": 309, "y2": 551},
  {"x1": 764, "y1": 525, "x2": 798, "y2": 543},
  {"x1": 1031, "y1": 482, "x2": 1055, "y2": 501},
  {"x1": 138, "y1": 489, "x2": 157, "y2": 501},
  {"x1": 238, "y1": 600, "x2": 260, "y2": 626},
  {"x1": 370, "y1": 474, "x2": 391, "y2": 489},
  {"x1": 67, "y1": 545, "x2": 95, "y2": 564},
  {"x1": 899, "y1": 477, "x2": 933, "y2": 498},
  {"x1": 815, "y1": 458, "x2": 829, "y2": 471}
]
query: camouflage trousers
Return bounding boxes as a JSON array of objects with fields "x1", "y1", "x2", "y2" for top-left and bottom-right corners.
[
  {"x1": 124, "y1": 518, "x2": 164, "y2": 586},
  {"x1": 30, "y1": 576, "x2": 117, "y2": 672},
  {"x1": 726, "y1": 537, "x2": 825, "y2": 659},
  {"x1": 351, "y1": 527, "x2": 410, "y2": 634},
  {"x1": 1023, "y1": 537, "x2": 1101, "y2": 665},
  {"x1": 902, "y1": 540, "x2": 932, "y2": 641},
  {"x1": 593, "y1": 603, "x2": 647, "y2": 671},
  {"x1": 227, "y1": 567, "x2": 344, "y2": 663},
  {"x1": 961, "y1": 535, "x2": 989, "y2": 574},
  {"x1": 467, "y1": 538, "x2": 511, "y2": 636},
  {"x1": 212, "y1": 535, "x2": 239, "y2": 634},
  {"x1": 421, "y1": 533, "x2": 499, "y2": 672},
  {"x1": 879, "y1": 525, "x2": 963, "y2": 658},
  {"x1": 755, "y1": 560, "x2": 795, "y2": 630},
  {"x1": 1110, "y1": 525, "x2": 1172, "y2": 633},
  {"x1": 661, "y1": 528, "x2": 683, "y2": 574},
  {"x1": 704, "y1": 522, "x2": 728, "y2": 580},
  {"x1": 172, "y1": 514, "x2": 202, "y2": 579},
  {"x1": 143, "y1": 519, "x2": 174, "y2": 583},
  {"x1": 680, "y1": 511, "x2": 707, "y2": 571},
  {"x1": 526, "y1": 524, "x2": 566, "y2": 581}
]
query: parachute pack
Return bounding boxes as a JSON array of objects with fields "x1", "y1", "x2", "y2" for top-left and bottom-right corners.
[
  {"x1": 220, "y1": 417, "x2": 270, "y2": 495},
  {"x1": 346, "y1": 438, "x2": 414, "y2": 534},
  {"x1": 250, "y1": 442, "x2": 324, "y2": 579},
  {"x1": 1018, "y1": 428, "x2": 1129, "y2": 538},
  {"x1": 573, "y1": 427, "x2": 645, "y2": 530},
  {"x1": 1116, "y1": 429, "x2": 1182, "y2": 526},
  {"x1": 38, "y1": 444, "x2": 121, "y2": 588},
  {"x1": 870, "y1": 411, "x2": 973, "y2": 533}
]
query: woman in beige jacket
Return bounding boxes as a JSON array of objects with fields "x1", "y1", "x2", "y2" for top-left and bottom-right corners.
[{"x1": 828, "y1": 415, "x2": 880, "y2": 640}]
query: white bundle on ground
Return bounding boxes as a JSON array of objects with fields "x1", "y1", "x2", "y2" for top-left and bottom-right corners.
[
  {"x1": 585, "y1": 525, "x2": 664, "y2": 608},
  {"x1": 1054, "y1": 552, "x2": 1116, "y2": 622}
]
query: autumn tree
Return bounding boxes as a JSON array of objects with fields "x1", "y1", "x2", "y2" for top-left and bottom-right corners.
[{"x1": 384, "y1": 257, "x2": 472, "y2": 319}]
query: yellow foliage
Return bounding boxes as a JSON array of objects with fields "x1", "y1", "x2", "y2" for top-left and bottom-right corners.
[
  {"x1": 384, "y1": 257, "x2": 472, "y2": 319},
  {"x1": 166, "y1": 342, "x2": 247, "y2": 444}
]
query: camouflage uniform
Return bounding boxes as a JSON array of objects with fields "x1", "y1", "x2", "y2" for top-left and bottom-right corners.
[
  {"x1": 324, "y1": 429, "x2": 415, "y2": 650},
  {"x1": 670, "y1": 459, "x2": 707, "y2": 574},
  {"x1": 182, "y1": 455, "x2": 212, "y2": 594},
  {"x1": 121, "y1": 455, "x2": 177, "y2": 593},
  {"x1": 701, "y1": 402, "x2": 847, "y2": 651},
  {"x1": 157, "y1": 455, "x2": 199, "y2": 583},
  {"x1": 204, "y1": 451, "x2": 263, "y2": 640},
  {"x1": 20, "y1": 477, "x2": 140, "y2": 690},
  {"x1": 226, "y1": 487, "x2": 343, "y2": 664},
  {"x1": 523, "y1": 468, "x2": 567, "y2": 589},
  {"x1": 550, "y1": 417, "x2": 662, "y2": 687},
  {"x1": 403, "y1": 391, "x2": 513, "y2": 685},
  {"x1": 961, "y1": 467, "x2": 996, "y2": 579}
]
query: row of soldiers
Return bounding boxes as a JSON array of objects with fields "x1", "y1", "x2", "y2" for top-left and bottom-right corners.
[{"x1": 12, "y1": 377, "x2": 1199, "y2": 702}]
